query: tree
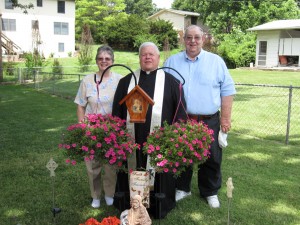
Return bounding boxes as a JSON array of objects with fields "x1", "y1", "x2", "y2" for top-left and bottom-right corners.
[
  {"x1": 78, "y1": 24, "x2": 94, "y2": 72},
  {"x1": 124, "y1": 0, "x2": 155, "y2": 17},
  {"x1": 75, "y1": 0, "x2": 126, "y2": 42},
  {"x1": 172, "y1": 0, "x2": 300, "y2": 35},
  {"x1": 172, "y1": 0, "x2": 300, "y2": 67},
  {"x1": 149, "y1": 19, "x2": 178, "y2": 50},
  {"x1": 217, "y1": 29, "x2": 256, "y2": 68},
  {"x1": 10, "y1": 0, "x2": 34, "y2": 14},
  {"x1": 101, "y1": 14, "x2": 149, "y2": 50}
]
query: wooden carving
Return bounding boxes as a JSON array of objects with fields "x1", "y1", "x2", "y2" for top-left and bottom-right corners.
[{"x1": 119, "y1": 85, "x2": 155, "y2": 123}]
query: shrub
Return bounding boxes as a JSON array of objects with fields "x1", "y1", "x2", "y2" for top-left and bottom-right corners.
[
  {"x1": 100, "y1": 15, "x2": 178, "y2": 51},
  {"x1": 23, "y1": 49, "x2": 46, "y2": 79},
  {"x1": 78, "y1": 24, "x2": 94, "y2": 72},
  {"x1": 133, "y1": 34, "x2": 160, "y2": 50},
  {"x1": 52, "y1": 58, "x2": 63, "y2": 79},
  {"x1": 3, "y1": 61, "x2": 16, "y2": 76},
  {"x1": 100, "y1": 14, "x2": 149, "y2": 51},
  {"x1": 217, "y1": 30, "x2": 256, "y2": 68},
  {"x1": 149, "y1": 19, "x2": 178, "y2": 50}
]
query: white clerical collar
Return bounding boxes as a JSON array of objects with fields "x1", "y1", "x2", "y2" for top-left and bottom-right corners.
[{"x1": 141, "y1": 69, "x2": 158, "y2": 75}]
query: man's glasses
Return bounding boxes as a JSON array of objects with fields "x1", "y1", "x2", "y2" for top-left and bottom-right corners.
[
  {"x1": 97, "y1": 57, "x2": 112, "y2": 62},
  {"x1": 185, "y1": 36, "x2": 202, "y2": 42}
]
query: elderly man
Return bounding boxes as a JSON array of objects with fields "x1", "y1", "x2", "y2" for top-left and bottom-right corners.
[
  {"x1": 164, "y1": 25, "x2": 236, "y2": 208},
  {"x1": 112, "y1": 42, "x2": 187, "y2": 219}
]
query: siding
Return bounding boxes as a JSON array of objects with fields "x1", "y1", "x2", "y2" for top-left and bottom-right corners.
[
  {"x1": 1, "y1": 0, "x2": 75, "y2": 58},
  {"x1": 154, "y1": 12, "x2": 185, "y2": 31},
  {"x1": 256, "y1": 31, "x2": 280, "y2": 67}
]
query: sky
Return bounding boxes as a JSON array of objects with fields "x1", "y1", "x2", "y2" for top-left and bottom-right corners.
[{"x1": 152, "y1": 0, "x2": 174, "y2": 9}]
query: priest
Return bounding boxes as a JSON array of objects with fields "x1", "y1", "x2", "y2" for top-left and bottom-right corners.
[{"x1": 112, "y1": 42, "x2": 187, "y2": 219}]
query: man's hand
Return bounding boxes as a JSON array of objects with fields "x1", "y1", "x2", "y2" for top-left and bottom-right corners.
[{"x1": 220, "y1": 95, "x2": 234, "y2": 133}]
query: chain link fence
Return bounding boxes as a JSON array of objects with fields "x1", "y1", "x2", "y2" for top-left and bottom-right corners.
[
  {"x1": 3, "y1": 67, "x2": 300, "y2": 146},
  {"x1": 232, "y1": 83, "x2": 300, "y2": 145}
]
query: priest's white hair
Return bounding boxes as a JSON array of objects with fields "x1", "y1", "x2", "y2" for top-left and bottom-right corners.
[{"x1": 139, "y1": 42, "x2": 160, "y2": 56}]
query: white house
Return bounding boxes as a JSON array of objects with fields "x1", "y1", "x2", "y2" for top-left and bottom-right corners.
[
  {"x1": 148, "y1": 9, "x2": 209, "y2": 40},
  {"x1": 1, "y1": 0, "x2": 75, "y2": 58},
  {"x1": 247, "y1": 19, "x2": 300, "y2": 68}
]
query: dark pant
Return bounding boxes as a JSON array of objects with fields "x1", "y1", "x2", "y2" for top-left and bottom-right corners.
[{"x1": 176, "y1": 112, "x2": 222, "y2": 197}]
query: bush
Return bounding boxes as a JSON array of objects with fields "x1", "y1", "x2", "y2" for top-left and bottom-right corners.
[
  {"x1": 99, "y1": 15, "x2": 178, "y2": 51},
  {"x1": 52, "y1": 58, "x2": 63, "y2": 79},
  {"x1": 149, "y1": 19, "x2": 178, "y2": 50},
  {"x1": 3, "y1": 61, "x2": 16, "y2": 76},
  {"x1": 100, "y1": 14, "x2": 149, "y2": 51},
  {"x1": 23, "y1": 49, "x2": 46, "y2": 79},
  {"x1": 217, "y1": 30, "x2": 256, "y2": 68},
  {"x1": 78, "y1": 24, "x2": 94, "y2": 72},
  {"x1": 133, "y1": 34, "x2": 160, "y2": 50}
]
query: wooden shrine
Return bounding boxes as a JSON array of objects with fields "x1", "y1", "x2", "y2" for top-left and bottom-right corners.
[{"x1": 119, "y1": 85, "x2": 155, "y2": 123}]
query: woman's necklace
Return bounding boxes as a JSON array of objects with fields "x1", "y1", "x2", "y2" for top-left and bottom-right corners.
[{"x1": 94, "y1": 72, "x2": 112, "y2": 115}]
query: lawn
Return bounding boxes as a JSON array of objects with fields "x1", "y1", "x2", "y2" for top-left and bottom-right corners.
[
  {"x1": 0, "y1": 83, "x2": 299, "y2": 225},
  {"x1": 1, "y1": 49, "x2": 300, "y2": 224}
]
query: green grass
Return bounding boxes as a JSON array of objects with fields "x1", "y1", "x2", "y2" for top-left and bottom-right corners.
[
  {"x1": 1, "y1": 84, "x2": 300, "y2": 225},
  {"x1": 19, "y1": 63, "x2": 300, "y2": 145},
  {"x1": 230, "y1": 69, "x2": 300, "y2": 86},
  {"x1": 4, "y1": 50, "x2": 300, "y2": 145}
]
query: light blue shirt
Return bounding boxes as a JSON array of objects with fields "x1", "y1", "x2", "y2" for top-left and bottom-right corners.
[{"x1": 164, "y1": 50, "x2": 236, "y2": 115}]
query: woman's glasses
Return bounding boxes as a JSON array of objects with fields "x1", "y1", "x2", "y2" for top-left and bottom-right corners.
[{"x1": 97, "y1": 57, "x2": 112, "y2": 62}]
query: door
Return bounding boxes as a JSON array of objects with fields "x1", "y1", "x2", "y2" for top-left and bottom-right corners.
[{"x1": 258, "y1": 41, "x2": 267, "y2": 66}]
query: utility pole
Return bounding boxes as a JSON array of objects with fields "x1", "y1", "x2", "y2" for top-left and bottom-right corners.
[{"x1": 0, "y1": 11, "x2": 3, "y2": 82}]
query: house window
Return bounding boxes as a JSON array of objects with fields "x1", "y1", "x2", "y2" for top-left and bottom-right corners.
[
  {"x1": 2, "y1": 18, "x2": 16, "y2": 31},
  {"x1": 258, "y1": 41, "x2": 267, "y2": 66},
  {"x1": 58, "y1": 43, "x2": 65, "y2": 52},
  {"x1": 54, "y1": 22, "x2": 69, "y2": 35},
  {"x1": 37, "y1": 0, "x2": 43, "y2": 7},
  {"x1": 58, "y1": 1, "x2": 65, "y2": 13},
  {"x1": 5, "y1": 0, "x2": 13, "y2": 9}
]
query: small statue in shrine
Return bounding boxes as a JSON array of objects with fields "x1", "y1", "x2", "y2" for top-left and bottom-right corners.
[
  {"x1": 132, "y1": 98, "x2": 143, "y2": 113},
  {"x1": 127, "y1": 195, "x2": 152, "y2": 225}
]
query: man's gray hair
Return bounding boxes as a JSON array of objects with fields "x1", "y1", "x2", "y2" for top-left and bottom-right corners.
[
  {"x1": 139, "y1": 42, "x2": 160, "y2": 55},
  {"x1": 184, "y1": 25, "x2": 204, "y2": 39}
]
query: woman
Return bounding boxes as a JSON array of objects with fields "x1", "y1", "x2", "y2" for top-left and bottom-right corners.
[{"x1": 74, "y1": 45, "x2": 122, "y2": 208}]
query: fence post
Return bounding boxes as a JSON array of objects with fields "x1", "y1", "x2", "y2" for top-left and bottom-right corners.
[
  {"x1": 35, "y1": 70, "x2": 39, "y2": 90},
  {"x1": 285, "y1": 85, "x2": 293, "y2": 145},
  {"x1": 18, "y1": 67, "x2": 21, "y2": 84},
  {"x1": 78, "y1": 74, "x2": 82, "y2": 86}
]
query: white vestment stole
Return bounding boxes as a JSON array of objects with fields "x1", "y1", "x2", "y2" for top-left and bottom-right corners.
[{"x1": 126, "y1": 69, "x2": 165, "y2": 186}]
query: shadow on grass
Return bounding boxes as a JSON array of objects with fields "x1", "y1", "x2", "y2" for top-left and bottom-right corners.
[{"x1": 1, "y1": 85, "x2": 299, "y2": 225}]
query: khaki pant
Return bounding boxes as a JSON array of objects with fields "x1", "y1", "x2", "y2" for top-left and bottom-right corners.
[{"x1": 85, "y1": 160, "x2": 117, "y2": 199}]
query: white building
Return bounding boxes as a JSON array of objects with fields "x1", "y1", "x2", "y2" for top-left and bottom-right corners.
[
  {"x1": 248, "y1": 19, "x2": 300, "y2": 68},
  {"x1": 1, "y1": 0, "x2": 75, "y2": 58},
  {"x1": 148, "y1": 9, "x2": 209, "y2": 43},
  {"x1": 148, "y1": 9, "x2": 201, "y2": 33}
]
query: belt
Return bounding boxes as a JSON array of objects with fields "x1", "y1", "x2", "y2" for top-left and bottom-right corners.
[{"x1": 188, "y1": 112, "x2": 219, "y2": 121}]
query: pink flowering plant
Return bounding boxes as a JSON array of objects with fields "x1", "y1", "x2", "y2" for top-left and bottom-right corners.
[
  {"x1": 143, "y1": 120, "x2": 214, "y2": 176},
  {"x1": 59, "y1": 114, "x2": 139, "y2": 170}
]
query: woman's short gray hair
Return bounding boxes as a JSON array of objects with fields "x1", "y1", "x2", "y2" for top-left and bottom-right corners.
[
  {"x1": 139, "y1": 42, "x2": 160, "y2": 56},
  {"x1": 95, "y1": 45, "x2": 114, "y2": 62}
]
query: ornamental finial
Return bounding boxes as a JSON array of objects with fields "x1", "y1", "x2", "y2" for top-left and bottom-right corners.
[{"x1": 46, "y1": 158, "x2": 58, "y2": 177}]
